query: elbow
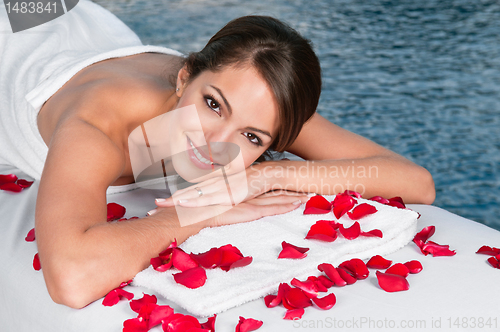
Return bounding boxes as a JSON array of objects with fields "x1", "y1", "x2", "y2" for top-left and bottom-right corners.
[{"x1": 414, "y1": 165, "x2": 435, "y2": 205}]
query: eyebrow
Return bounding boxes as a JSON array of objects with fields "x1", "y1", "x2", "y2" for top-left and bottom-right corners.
[{"x1": 209, "y1": 85, "x2": 273, "y2": 140}]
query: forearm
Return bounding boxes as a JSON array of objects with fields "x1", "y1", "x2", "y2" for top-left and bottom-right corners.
[
  {"x1": 256, "y1": 155, "x2": 435, "y2": 204},
  {"x1": 41, "y1": 207, "x2": 205, "y2": 309}
]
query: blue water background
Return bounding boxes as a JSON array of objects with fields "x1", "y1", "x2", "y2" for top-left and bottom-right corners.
[{"x1": 94, "y1": 0, "x2": 500, "y2": 231}]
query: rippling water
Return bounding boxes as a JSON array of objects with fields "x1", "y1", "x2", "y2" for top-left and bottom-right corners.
[{"x1": 93, "y1": 0, "x2": 500, "y2": 230}]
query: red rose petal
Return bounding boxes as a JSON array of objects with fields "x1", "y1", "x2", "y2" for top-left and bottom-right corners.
[
  {"x1": 200, "y1": 315, "x2": 216, "y2": 332},
  {"x1": 303, "y1": 195, "x2": 332, "y2": 214},
  {"x1": 0, "y1": 173, "x2": 17, "y2": 185},
  {"x1": 278, "y1": 247, "x2": 307, "y2": 259},
  {"x1": 190, "y1": 247, "x2": 223, "y2": 269},
  {"x1": 404, "y1": 260, "x2": 423, "y2": 274},
  {"x1": 102, "y1": 288, "x2": 134, "y2": 306},
  {"x1": 413, "y1": 226, "x2": 436, "y2": 245},
  {"x1": 307, "y1": 276, "x2": 328, "y2": 292},
  {"x1": 421, "y1": 241, "x2": 456, "y2": 257},
  {"x1": 33, "y1": 253, "x2": 41, "y2": 271},
  {"x1": 235, "y1": 316, "x2": 263, "y2": 332},
  {"x1": 347, "y1": 203, "x2": 377, "y2": 220},
  {"x1": 487, "y1": 256, "x2": 500, "y2": 269},
  {"x1": 332, "y1": 193, "x2": 357, "y2": 219},
  {"x1": 130, "y1": 294, "x2": 157, "y2": 313},
  {"x1": 123, "y1": 316, "x2": 149, "y2": 332},
  {"x1": 283, "y1": 308, "x2": 305, "y2": 320},
  {"x1": 387, "y1": 196, "x2": 406, "y2": 209},
  {"x1": 119, "y1": 279, "x2": 133, "y2": 288},
  {"x1": 290, "y1": 278, "x2": 318, "y2": 297},
  {"x1": 311, "y1": 293, "x2": 336, "y2": 310},
  {"x1": 25, "y1": 228, "x2": 35, "y2": 242},
  {"x1": 172, "y1": 248, "x2": 199, "y2": 272},
  {"x1": 369, "y1": 196, "x2": 390, "y2": 204},
  {"x1": 264, "y1": 294, "x2": 278, "y2": 308},
  {"x1": 106, "y1": 202, "x2": 126, "y2": 221},
  {"x1": 222, "y1": 256, "x2": 253, "y2": 271},
  {"x1": 344, "y1": 190, "x2": 362, "y2": 198},
  {"x1": 318, "y1": 263, "x2": 346, "y2": 287},
  {"x1": 264, "y1": 283, "x2": 289, "y2": 308},
  {"x1": 361, "y1": 229, "x2": 383, "y2": 238},
  {"x1": 17, "y1": 179, "x2": 34, "y2": 188},
  {"x1": 284, "y1": 288, "x2": 312, "y2": 309},
  {"x1": 339, "y1": 222, "x2": 361, "y2": 240},
  {"x1": 173, "y1": 267, "x2": 207, "y2": 289},
  {"x1": 476, "y1": 245, "x2": 500, "y2": 256},
  {"x1": 305, "y1": 220, "x2": 337, "y2": 242},
  {"x1": 376, "y1": 271, "x2": 409, "y2": 292},
  {"x1": 337, "y1": 267, "x2": 357, "y2": 285},
  {"x1": 366, "y1": 255, "x2": 392, "y2": 269},
  {"x1": 162, "y1": 314, "x2": 201, "y2": 332},
  {"x1": 385, "y1": 263, "x2": 410, "y2": 277},
  {"x1": 151, "y1": 256, "x2": 173, "y2": 272},
  {"x1": 0, "y1": 182, "x2": 23, "y2": 192},
  {"x1": 339, "y1": 258, "x2": 369, "y2": 280},
  {"x1": 148, "y1": 305, "x2": 174, "y2": 329},
  {"x1": 282, "y1": 241, "x2": 309, "y2": 254},
  {"x1": 317, "y1": 275, "x2": 335, "y2": 289}
]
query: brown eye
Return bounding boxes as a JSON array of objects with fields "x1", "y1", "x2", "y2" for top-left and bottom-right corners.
[
  {"x1": 205, "y1": 96, "x2": 221, "y2": 116},
  {"x1": 244, "y1": 132, "x2": 262, "y2": 146}
]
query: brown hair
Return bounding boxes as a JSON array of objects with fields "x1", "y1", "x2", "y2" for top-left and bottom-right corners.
[{"x1": 183, "y1": 15, "x2": 321, "y2": 160}]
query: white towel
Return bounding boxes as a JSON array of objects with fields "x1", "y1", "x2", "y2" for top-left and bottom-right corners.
[
  {"x1": 0, "y1": 0, "x2": 182, "y2": 182},
  {"x1": 133, "y1": 196, "x2": 419, "y2": 317}
]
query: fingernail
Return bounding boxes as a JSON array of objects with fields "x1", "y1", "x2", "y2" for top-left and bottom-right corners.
[
  {"x1": 155, "y1": 198, "x2": 166, "y2": 203},
  {"x1": 292, "y1": 200, "x2": 302, "y2": 205},
  {"x1": 147, "y1": 209, "x2": 157, "y2": 216},
  {"x1": 178, "y1": 199, "x2": 189, "y2": 204}
]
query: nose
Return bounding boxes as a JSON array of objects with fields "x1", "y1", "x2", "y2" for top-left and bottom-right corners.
[{"x1": 204, "y1": 127, "x2": 241, "y2": 161}]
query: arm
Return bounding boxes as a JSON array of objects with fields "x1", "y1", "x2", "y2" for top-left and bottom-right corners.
[{"x1": 36, "y1": 117, "x2": 300, "y2": 309}]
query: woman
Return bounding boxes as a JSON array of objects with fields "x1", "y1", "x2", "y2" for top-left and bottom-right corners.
[{"x1": 3, "y1": 4, "x2": 434, "y2": 308}]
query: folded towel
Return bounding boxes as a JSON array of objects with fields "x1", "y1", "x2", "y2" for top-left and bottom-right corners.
[
  {"x1": 0, "y1": 0, "x2": 182, "y2": 182},
  {"x1": 133, "y1": 196, "x2": 419, "y2": 317}
]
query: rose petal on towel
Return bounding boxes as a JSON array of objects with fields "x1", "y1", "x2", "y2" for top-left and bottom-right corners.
[
  {"x1": 369, "y1": 196, "x2": 390, "y2": 204},
  {"x1": 173, "y1": 267, "x2": 207, "y2": 289},
  {"x1": 421, "y1": 241, "x2": 456, "y2": 257},
  {"x1": 283, "y1": 288, "x2": 312, "y2": 309},
  {"x1": 487, "y1": 256, "x2": 500, "y2": 269},
  {"x1": 102, "y1": 288, "x2": 134, "y2": 307},
  {"x1": 190, "y1": 247, "x2": 223, "y2": 269},
  {"x1": 347, "y1": 203, "x2": 377, "y2": 220},
  {"x1": 282, "y1": 241, "x2": 309, "y2": 254},
  {"x1": 106, "y1": 202, "x2": 126, "y2": 221},
  {"x1": 311, "y1": 293, "x2": 336, "y2": 310},
  {"x1": 25, "y1": 228, "x2": 35, "y2": 242},
  {"x1": 318, "y1": 263, "x2": 346, "y2": 287},
  {"x1": 404, "y1": 260, "x2": 423, "y2": 274},
  {"x1": 151, "y1": 240, "x2": 178, "y2": 271},
  {"x1": 123, "y1": 316, "x2": 149, "y2": 332},
  {"x1": 17, "y1": 179, "x2": 34, "y2": 188},
  {"x1": 338, "y1": 222, "x2": 361, "y2": 240},
  {"x1": 130, "y1": 294, "x2": 157, "y2": 313},
  {"x1": 366, "y1": 255, "x2": 392, "y2": 269},
  {"x1": 0, "y1": 173, "x2": 17, "y2": 185},
  {"x1": 385, "y1": 263, "x2": 410, "y2": 278},
  {"x1": 278, "y1": 247, "x2": 308, "y2": 259},
  {"x1": 221, "y1": 256, "x2": 253, "y2": 271},
  {"x1": 387, "y1": 196, "x2": 406, "y2": 209},
  {"x1": 413, "y1": 226, "x2": 435, "y2": 245},
  {"x1": 290, "y1": 278, "x2": 318, "y2": 298},
  {"x1": 332, "y1": 192, "x2": 357, "y2": 219},
  {"x1": 33, "y1": 253, "x2": 41, "y2": 271},
  {"x1": 344, "y1": 190, "x2": 362, "y2": 198},
  {"x1": 337, "y1": 267, "x2": 357, "y2": 285},
  {"x1": 283, "y1": 308, "x2": 305, "y2": 320},
  {"x1": 476, "y1": 245, "x2": 500, "y2": 256},
  {"x1": 172, "y1": 248, "x2": 199, "y2": 272},
  {"x1": 147, "y1": 305, "x2": 174, "y2": 329},
  {"x1": 162, "y1": 314, "x2": 201, "y2": 332},
  {"x1": 235, "y1": 316, "x2": 263, "y2": 332},
  {"x1": 339, "y1": 258, "x2": 369, "y2": 280},
  {"x1": 376, "y1": 271, "x2": 409, "y2": 292},
  {"x1": 360, "y1": 229, "x2": 383, "y2": 238},
  {"x1": 200, "y1": 315, "x2": 216, "y2": 332},
  {"x1": 303, "y1": 195, "x2": 332, "y2": 214},
  {"x1": 119, "y1": 279, "x2": 133, "y2": 288},
  {"x1": 305, "y1": 220, "x2": 338, "y2": 242},
  {"x1": 0, "y1": 182, "x2": 23, "y2": 192}
]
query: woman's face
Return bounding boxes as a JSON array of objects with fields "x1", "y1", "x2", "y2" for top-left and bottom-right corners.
[{"x1": 169, "y1": 64, "x2": 279, "y2": 182}]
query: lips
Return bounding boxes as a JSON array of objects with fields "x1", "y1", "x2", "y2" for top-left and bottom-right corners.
[{"x1": 186, "y1": 136, "x2": 223, "y2": 170}]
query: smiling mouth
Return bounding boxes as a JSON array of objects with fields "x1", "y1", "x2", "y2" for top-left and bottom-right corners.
[{"x1": 187, "y1": 136, "x2": 224, "y2": 167}]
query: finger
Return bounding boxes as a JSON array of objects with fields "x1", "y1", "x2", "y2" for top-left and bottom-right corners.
[
  {"x1": 246, "y1": 194, "x2": 309, "y2": 206},
  {"x1": 254, "y1": 201, "x2": 302, "y2": 219},
  {"x1": 177, "y1": 191, "x2": 234, "y2": 207},
  {"x1": 259, "y1": 190, "x2": 313, "y2": 197}
]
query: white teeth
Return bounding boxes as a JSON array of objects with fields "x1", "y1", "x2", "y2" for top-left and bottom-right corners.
[{"x1": 189, "y1": 139, "x2": 213, "y2": 165}]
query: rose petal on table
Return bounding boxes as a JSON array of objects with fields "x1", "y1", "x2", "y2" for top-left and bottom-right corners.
[
  {"x1": 337, "y1": 267, "x2": 357, "y2": 285},
  {"x1": 487, "y1": 256, "x2": 500, "y2": 269},
  {"x1": 33, "y1": 253, "x2": 41, "y2": 271},
  {"x1": 307, "y1": 276, "x2": 328, "y2": 292},
  {"x1": 106, "y1": 202, "x2": 126, "y2": 221},
  {"x1": 284, "y1": 288, "x2": 312, "y2": 309},
  {"x1": 347, "y1": 203, "x2": 377, "y2": 220},
  {"x1": 318, "y1": 263, "x2": 346, "y2": 287},
  {"x1": 162, "y1": 314, "x2": 201, "y2": 332},
  {"x1": 339, "y1": 258, "x2": 369, "y2": 280},
  {"x1": 148, "y1": 305, "x2": 174, "y2": 329},
  {"x1": 0, "y1": 173, "x2": 17, "y2": 185},
  {"x1": 173, "y1": 267, "x2": 207, "y2": 289},
  {"x1": 339, "y1": 221, "x2": 361, "y2": 240},
  {"x1": 130, "y1": 293, "x2": 157, "y2": 313},
  {"x1": 123, "y1": 316, "x2": 149, "y2": 332},
  {"x1": 385, "y1": 263, "x2": 410, "y2": 278},
  {"x1": 25, "y1": 228, "x2": 35, "y2": 242},
  {"x1": 376, "y1": 271, "x2": 409, "y2": 292},
  {"x1": 421, "y1": 241, "x2": 456, "y2": 257},
  {"x1": 404, "y1": 260, "x2": 423, "y2": 274},
  {"x1": 317, "y1": 275, "x2": 335, "y2": 289},
  {"x1": 102, "y1": 288, "x2": 134, "y2": 307},
  {"x1": 290, "y1": 278, "x2": 318, "y2": 298},
  {"x1": 305, "y1": 220, "x2": 338, "y2": 242},
  {"x1": 283, "y1": 308, "x2": 305, "y2": 320},
  {"x1": 413, "y1": 226, "x2": 436, "y2": 244},
  {"x1": 476, "y1": 245, "x2": 500, "y2": 256},
  {"x1": 17, "y1": 179, "x2": 34, "y2": 188},
  {"x1": 200, "y1": 314, "x2": 217, "y2": 332},
  {"x1": 235, "y1": 316, "x2": 263, "y2": 332},
  {"x1": 311, "y1": 293, "x2": 336, "y2": 310},
  {"x1": 0, "y1": 182, "x2": 23, "y2": 192},
  {"x1": 366, "y1": 255, "x2": 392, "y2": 269},
  {"x1": 303, "y1": 195, "x2": 332, "y2": 214}
]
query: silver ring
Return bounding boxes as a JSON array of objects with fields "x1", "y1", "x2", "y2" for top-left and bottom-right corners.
[{"x1": 194, "y1": 187, "x2": 203, "y2": 197}]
